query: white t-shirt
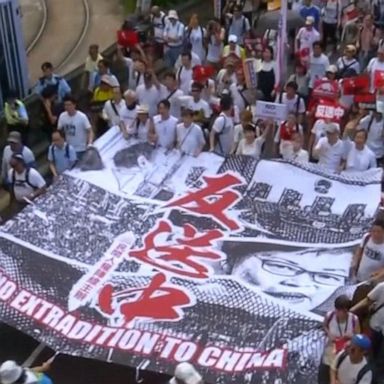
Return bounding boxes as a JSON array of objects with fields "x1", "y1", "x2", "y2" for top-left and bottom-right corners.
[
  {"x1": 8, "y1": 168, "x2": 46, "y2": 202},
  {"x1": 102, "y1": 99, "x2": 125, "y2": 127},
  {"x1": 309, "y1": 54, "x2": 330, "y2": 88},
  {"x1": 159, "y1": 85, "x2": 184, "y2": 119},
  {"x1": 229, "y1": 83, "x2": 251, "y2": 112},
  {"x1": 212, "y1": 113, "x2": 234, "y2": 155},
  {"x1": 57, "y1": 111, "x2": 91, "y2": 152},
  {"x1": 367, "y1": 57, "x2": 384, "y2": 93},
  {"x1": 291, "y1": 148, "x2": 310, "y2": 162},
  {"x1": 314, "y1": 137, "x2": 346, "y2": 171},
  {"x1": 236, "y1": 137, "x2": 265, "y2": 158},
  {"x1": 311, "y1": 119, "x2": 329, "y2": 146},
  {"x1": 177, "y1": 66, "x2": 193, "y2": 95},
  {"x1": 296, "y1": 27, "x2": 320, "y2": 55},
  {"x1": 357, "y1": 233, "x2": 384, "y2": 282},
  {"x1": 183, "y1": 97, "x2": 212, "y2": 119},
  {"x1": 322, "y1": 0, "x2": 341, "y2": 24},
  {"x1": 153, "y1": 114, "x2": 178, "y2": 149},
  {"x1": 332, "y1": 351, "x2": 372, "y2": 384},
  {"x1": 275, "y1": 92, "x2": 306, "y2": 115},
  {"x1": 207, "y1": 30, "x2": 224, "y2": 63},
  {"x1": 344, "y1": 142, "x2": 377, "y2": 172},
  {"x1": 163, "y1": 20, "x2": 184, "y2": 47},
  {"x1": 185, "y1": 26, "x2": 206, "y2": 62},
  {"x1": 359, "y1": 114, "x2": 384, "y2": 158},
  {"x1": 177, "y1": 123, "x2": 205, "y2": 156},
  {"x1": 136, "y1": 85, "x2": 161, "y2": 117},
  {"x1": 368, "y1": 281, "x2": 384, "y2": 333},
  {"x1": 151, "y1": 12, "x2": 167, "y2": 42},
  {"x1": 120, "y1": 103, "x2": 137, "y2": 130}
]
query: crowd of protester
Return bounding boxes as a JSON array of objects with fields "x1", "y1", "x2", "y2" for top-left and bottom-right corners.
[{"x1": 2, "y1": 0, "x2": 384, "y2": 383}]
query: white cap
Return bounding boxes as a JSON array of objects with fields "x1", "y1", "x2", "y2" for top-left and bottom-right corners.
[
  {"x1": 170, "y1": 363, "x2": 202, "y2": 384},
  {"x1": 0, "y1": 361, "x2": 23, "y2": 384},
  {"x1": 136, "y1": 104, "x2": 149, "y2": 114},
  {"x1": 168, "y1": 10, "x2": 179, "y2": 19},
  {"x1": 326, "y1": 65, "x2": 338, "y2": 74},
  {"x1": 100, "y1": 74, "x2": 119, "y2": 87},
  {"x1": 305, "y1": 16, "x2": 315, "y2": 25},
  {"x1": 228, "y1": 34, "x2": 238, "y2": 43}
]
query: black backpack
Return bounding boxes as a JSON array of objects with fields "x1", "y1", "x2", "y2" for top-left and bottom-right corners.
[
  {"x1": 50, "y1": 144, "x2": 70, "y2": 165},
  {"x1": 11, "y1": 168, "x2": 37, "y2": 190},
  {"x1": 336, "y1": 350, "x2": 372, "y2": 384}
]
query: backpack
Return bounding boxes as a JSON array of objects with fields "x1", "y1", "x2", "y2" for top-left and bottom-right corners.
[
  {"x1": 337, "y1": 58, "x2": 357, "y2": 79},
  {"x1": 278, "y1": 92, "x2": 303, "y2": 115},
  {"x1": 50, "y1": 144, "x2": 70, "y2": 165},
  {"x1": 226, "y1": 15, "x2": 247, "y2": 42},
  {"x1": 336, "y1": 350, "x2": 372, "y2": 384},
  {"x1": 11, "y1": 168, "x2": 37, "y2": 190},
  {"x1": 214, "y1": 114, "x2": 230, "y2": 153}
]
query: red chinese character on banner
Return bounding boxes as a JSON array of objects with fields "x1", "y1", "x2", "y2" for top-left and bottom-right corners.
[
  {"x1": 97, "y1": 273, "x2": 192, "y2": 325},
  {"x1": 165, "y1": 173, "x2": 243, "y2": 231},
  {"x1": 128, "y1": 219, "x2": 224, "y2": 278}
]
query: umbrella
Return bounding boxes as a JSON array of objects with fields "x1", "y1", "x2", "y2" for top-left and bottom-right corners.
[{"x1": 254, "y1": 10, "x2": 305, "y2": 33}]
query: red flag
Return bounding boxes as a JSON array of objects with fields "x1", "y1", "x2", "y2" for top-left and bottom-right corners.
[
  {"x1": 374, "y1": 70, "x2": 384, "y2": 88},
  {"x1": 117, "y1": 29, "x2": 139, "y2": 48},
  {"x1": 342, "y1": 75, "x2": 370, "y2": 95}
]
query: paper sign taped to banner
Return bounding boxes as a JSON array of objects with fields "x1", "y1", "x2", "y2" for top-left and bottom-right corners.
[
  {"x1": 315, "y1": 104, "x2": 345, "y2": 121},
  {"x1": 255, "y1": 101, "x2": 288, "y2": 121}
]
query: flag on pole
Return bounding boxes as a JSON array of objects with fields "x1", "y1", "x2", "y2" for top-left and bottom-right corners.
[{"x1": 275, "y1": 0, "x2": 287, "y2": 90}]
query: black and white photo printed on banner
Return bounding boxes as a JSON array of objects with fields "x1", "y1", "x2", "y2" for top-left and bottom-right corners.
[{"x1": 0, "y1": 128, "x2": 381, "y2": 384}]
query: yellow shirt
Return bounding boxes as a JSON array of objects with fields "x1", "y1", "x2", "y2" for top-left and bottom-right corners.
[
  {"x1": 223, "y1": 45, "x2": 246, "y2": 60},
  {"x1": 92, "y1": 88, "x2": 113, "y2": 103}
]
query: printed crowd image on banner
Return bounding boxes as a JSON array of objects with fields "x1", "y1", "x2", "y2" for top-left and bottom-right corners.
[{"x1": 0, "y1": 130, "x2": 382, "y2": 384}]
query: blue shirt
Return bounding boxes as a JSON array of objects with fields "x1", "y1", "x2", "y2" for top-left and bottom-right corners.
[
  {"x1": 300, "y1": 6, "x2": 321, "y2": 29},
  {"x1": 34, "y1": 74, "x2": 71, "y2": 102},
  {"x1": 48, "y1": 143, "x2": 77, "y2": 174}
]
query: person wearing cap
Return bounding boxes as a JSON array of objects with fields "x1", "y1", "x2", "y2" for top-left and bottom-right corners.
[
  {"x1": 8, "y1": 154, "x2": 46, "y2": 205},
  {"x1": 336, "y1": 45, "x2": 360, "y2": 78},
  {"x1": 92, "y1": 74, "x2": 116, "y2": 104},
  {"x1": 163, "y1": 10, "x2": 185, "y2": 67},
  {"x1": 177, "y1": 51, "x2": 194, "y2": 95},
  {"x1": 127, "y1": 105, "x2": 151, "y2": 141},
  {"x1": 88, "y1": 59, "x2": 119, "y2": 92},
  {"x1": 180, "y1": 82, "x2": 212, "y2": 128},
  {"x1": 170, "y1": 362, "x2": 203, "y2": 384},
  {"x1": 312, "y1": 122, "x2": 346, "y2": 172},
  {"x1": 358, "y1": 110, "x2": 384, "y2": 163},
  {"x1": 0, "y1": 359, "x2": 53, "y2": 384},
  {"x1": 3, "y1": 90, "x2": 29, "y2": 144},
  {"x1": 308, "y1": 42, "x2": 330, "y2": 90},
  {"x1": 1, "y1": 131, "x2": 35, "y2": 185},
  {"x1": 226, "y1": 4, "x2": 250, "y2": 45},
  {"x1": 57, "y1": 95, "x2": 93, "y2": 160},
  {"x1": 176, "y1": 109, "x2": 206, "y2": 156},
  {"x1": 222, "y1": 34, "x2": 246, "y2": 60},
  {"x1": 190, "y1": 66, "x2": 216, "y2": 103},
  {"x1": 330, "y1": 334, "x2": 372, "y2": 384},
  {"x1": 102, "y1": 87, "x2": 125, "y2": 127},
  {"x1": 295, "y1": 17, "x2": 320, "y2": 66},
  {"x1": 299, "y1": 0, "x2": 321, "y2": 30},
  {"x1": 367, "y1": 44, "x2": 384, "y2": 93},
  {"x1": 34, "y1": 62, "x2": 71, "y2": 103},
  {"x1": 149, "y1": 99, "x2": 178, "y2": 149},
  {"x1": 136, "y1": 71, "x2": 162, "y2": 118}
]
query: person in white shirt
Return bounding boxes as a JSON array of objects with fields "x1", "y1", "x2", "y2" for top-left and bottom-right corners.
[
  {"x1": 312, "y1": 122, "x2": 346, "y2": 172},
  {"x1": 309, "y1": 118, "x2": 334, "y2": 152},
  {"x1": 160, "y1": 72, "x2": 184, "y2": 119},
  {"x1": 120, "y1": 90, "x2": 138, "y2": 138},
  {"x1": 330, "y1": 334, "x2": 372, "y2": 384},
  {"x1": 184, "y1": 14, "x2": 206, "y2": 63},
  {"x1": 308, "y1": 41, "x2": 330, "y2": 89},
  {"x1": 236, "y1": 123, "x2": 270, "y2": 159},
  {"x1": 358, "y1": 110, "x2": 384, "y2": 161},
  {"x1": 127, "y1": 104, "x2": 151, "y2": 141},
  {"x1": 206, "y1": 19, "x2": 225, "y2": 67},
  {"x1": 295, "y1": 16, "x2": 320, "y2": 67},
  {"x1": 174, "y1": 44, "x2": 201, "y2": 70},
  {"x1": 116, "y1": 48, "x2": 146, "y2": 91},
  {"x1": 289, "y1": 132, "x2": 310, "y2": 162},
  {"x1": 232, "y1": 110, "x2": 255, "y2": 153},
  {"x1": 177, "y1": 52, "x2": 194, "y2": 95},
  {"x1": 163, "y1": 10, "x2": 184, "y2": 67},
  {"x1": 216, "y1": 56, "x2": 238, "y2": 95},
  {"x1": 57, "y1": 95, "x2": 93, "y2": 159},
  {"x1": 149, "y1": 99, "x2": 178, "y2": 149},
  {"x1": 336, "y1": 45, "x2": 360, "y2": 77},
  {"x1": 229, "y1": 68, "x2": 253, "y2": 113},
  {"x1": 209, "y1": 95, "x2": 234, "y2": 155},
  {"x1": 343, "y1": 129, "x2": 377, "y2": 172},
  {"x1": 102, "y1": 87, "x2": 125, "y2": 127},
  {"x1": 367, "y1": 45, "x2": 384, "y2": 93},
  {"x1": 275, "y1": 81, "x2": 306, "y2": 122},
  {"x1": 321, "y1": 0, "x2": 341, "y2": 49},
  {"x1": 8, "y1": 154, "x2": 46, "y2": 204},
  {"x1": 350, "y1": 219, "x2": 384, "y2": 283},
  {"x1": 274, "y1": 113, "x2": 304, "y2": 158},
  {"x1": 176, "y1": 109, "x2": 205, "y2": 156},
  {"x1": 226, "y1": 5, "x2": 250, "y2": 45},
  {"x1": 136, "y1": 72, "x2": 162, "y2": 118}
]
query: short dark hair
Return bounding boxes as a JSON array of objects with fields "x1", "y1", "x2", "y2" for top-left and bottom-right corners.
[
  {"x1": 53, "y1": 129, "x2": 66, "y2": 139},
  {"x1": 286, "y1": 81, "x2": 298, "y2": 91},
  {"x1": 354, "y1": 129, "x2": 368, "y2": 140},
  {"x1": 181, "y1": 51, "x2": 192, "y2": 61},
  {"x1": 243, "y1": 124, "x2": 256, "y2": 133},
  {"x1": 191, "y1": 82, "x2": 203, "y2": 91},
  {"x1": 41, "y1": 85, "x2": 58, "y2": 99},
  {"x1": 220, "y1": 94, "x2": 233, "y2": 111},
  {"x1": 164, "y1": 72, "x2": 176, "y2": 80},
  {"x1": 373, "y1": 218, "x2": 384, "y2": 229},
  {"x1": 89, "y1": 44, "x2": 99, "y2": 50},
  {"x1": 181, "y1": 108, "x2": 194, "y2": 117},
  {"x1": 98, "y1": 59, "x2": 110, "y2": 68},
  {"x1": 63, "y1": 94, "x2": 77, "y2": 104},
  {"x1": 334, "y1": 295, "x2": 352, "y2": 310},
  {"x1": 158, "y1": 99, "x2": 171, "y2": 110},
  {"x1": 313, "y1": 41, "x2": 323, "y2": 49},
  {"x1": 41, "y1": 62, "x2": 53, "y2": 71}
]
